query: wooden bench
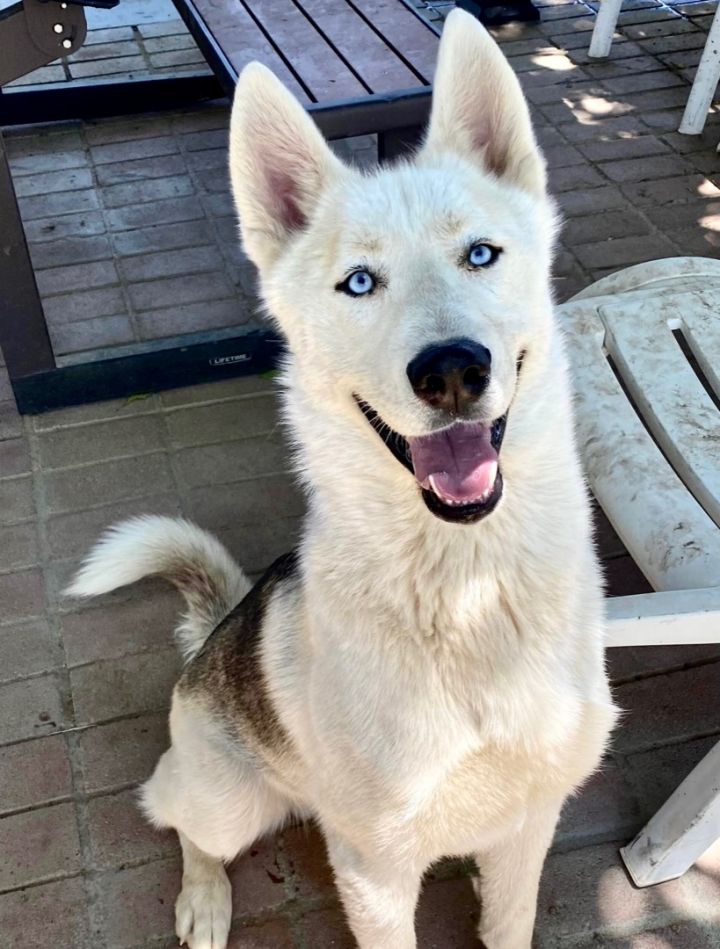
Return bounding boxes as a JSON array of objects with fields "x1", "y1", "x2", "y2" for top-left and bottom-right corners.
[{"x1": 171, "y1": 0, "x2": 441, "y2": 157}]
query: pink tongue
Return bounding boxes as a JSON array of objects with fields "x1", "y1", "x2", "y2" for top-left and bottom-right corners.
[{"x1": 408, "y1": 422, "x2": 498, "y2": 504}]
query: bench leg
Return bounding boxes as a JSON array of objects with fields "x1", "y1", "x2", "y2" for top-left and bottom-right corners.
[
  {"x1": 620, "y1": 739, "x2": 720, "y2": 886},
  {"x1": 589, "y1": 0, "x2": 623, "y2": 58},
  {"x1": 378, "y1": 125, "x2": 424, "y2": 163},
  {"x1": 679, "y1": 2, "x2": 720, "y2": 135}
]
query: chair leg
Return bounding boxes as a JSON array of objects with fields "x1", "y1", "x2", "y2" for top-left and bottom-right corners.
[
  {"x1": 620, "y1": 739, "x2": 720, "y2": 886},
  {"x1": 589, "y1": 0, "x2": 623, "y2": 58},
  {"x1": 679, "y1": 3, "x2": 720, "y2": 135}
]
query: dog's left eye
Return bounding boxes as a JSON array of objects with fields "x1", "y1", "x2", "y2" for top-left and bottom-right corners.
[
  {"x1": 466, "y1": 243, "x2": 500, "y2": 268},
  {"x1": 337, "y1": 270, "x2": 376, "y2": 297}
]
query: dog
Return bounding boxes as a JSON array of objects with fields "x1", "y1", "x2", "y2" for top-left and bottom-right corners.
[{"x1": 68, "y1": 10, "x2": 617, "y2": 948}]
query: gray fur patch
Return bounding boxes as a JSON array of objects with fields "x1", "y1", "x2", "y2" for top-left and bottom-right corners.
[{"x1": 178, "y1": 550, "x2": 298, "y2": 751}]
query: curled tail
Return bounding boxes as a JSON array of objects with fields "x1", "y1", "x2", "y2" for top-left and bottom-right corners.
[{"x1": 66, "y1": 516, "x2": 251, "y2": 661}]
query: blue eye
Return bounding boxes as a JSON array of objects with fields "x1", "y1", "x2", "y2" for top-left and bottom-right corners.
[
  {"x1": 467, "y1": 243, "x2": 499, "y2": 268},
  {"x1": 338, "y1": 270, "x2": 376, "y2": 297}
]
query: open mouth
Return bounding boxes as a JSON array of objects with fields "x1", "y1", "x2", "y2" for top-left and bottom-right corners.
[{"x1": 355, "y1": 355, "x2": 523, "y2": 525}]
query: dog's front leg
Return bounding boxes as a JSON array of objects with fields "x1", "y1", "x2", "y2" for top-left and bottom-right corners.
[
  {"x1": 473, "y1": 799, "x2": 563, "y2": 949},
  {"x1": 326, "y1": 833, "x2": 422, "y2": 949}
]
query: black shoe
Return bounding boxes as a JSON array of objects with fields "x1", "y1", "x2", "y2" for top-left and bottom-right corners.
[{"x1": 456, "y1": 0, "x2": 541, "y2": 25}]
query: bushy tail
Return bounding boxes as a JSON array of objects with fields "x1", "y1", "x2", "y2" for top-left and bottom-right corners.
[{"x1": 66, "y1": 516, "x2": 251, "y2": 661}]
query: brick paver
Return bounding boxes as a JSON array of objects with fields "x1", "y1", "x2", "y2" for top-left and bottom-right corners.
[{"x1": 2, "y1": 0, "x2": 720, "y2": 946}]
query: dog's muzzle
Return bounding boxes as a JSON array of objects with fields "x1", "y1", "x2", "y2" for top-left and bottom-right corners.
[{"x1": 355, "y1": 352, "x2": 525, "y2": 525}]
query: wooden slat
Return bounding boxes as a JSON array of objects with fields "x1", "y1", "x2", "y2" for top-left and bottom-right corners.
[
  {"x1": 602, "y1": 291, "x2": 720, "y2": 527},
  {"x1": 559, "y1": 296, "x2": 720, "y2": 592},
  {"x1": 243, "y1": 0, "x2": 367, "y2": 100},
  {"x1": 350, "y1": 0, "x2": 439, "y2": 83},
  {"x1": 297, "y1": 0, "x2": 421, "y2": 93},
  {"x1": 185, "y1": 0, "x2": 311, "y2": 101}
]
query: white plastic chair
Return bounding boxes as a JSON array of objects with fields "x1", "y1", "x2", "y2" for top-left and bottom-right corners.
[
  {"x1": 559, "y1": 257, "x2": 720, "y2": 886},
  {"x1": 589, "y1": 1, "x2": 720, "y2": 136}
]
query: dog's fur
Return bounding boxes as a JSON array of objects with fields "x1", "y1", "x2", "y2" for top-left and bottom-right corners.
[{"x1": 68, "y1": 11, "x2": 617, "y2": 948}]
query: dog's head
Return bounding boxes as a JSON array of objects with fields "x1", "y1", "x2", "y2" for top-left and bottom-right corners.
[{"x1": 229, "y1": 10, "x2": 558, "y2": 525}]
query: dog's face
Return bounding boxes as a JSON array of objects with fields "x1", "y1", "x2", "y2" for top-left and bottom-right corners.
[{"x1": 229, "y1": 10, "x2": 557, "y2": 524}]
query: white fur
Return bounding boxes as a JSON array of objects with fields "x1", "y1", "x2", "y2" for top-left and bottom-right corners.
[
  {"x1": 70, "y1": 12, "x2": 617, "y2": 948},
  {"x1": 67, "y1": 515, "x2": 249, "y2": 661}
]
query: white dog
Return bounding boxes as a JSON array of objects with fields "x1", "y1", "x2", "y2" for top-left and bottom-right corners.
[{"x1": 69, "y1": 10, "x2": 617, "y2": 948}]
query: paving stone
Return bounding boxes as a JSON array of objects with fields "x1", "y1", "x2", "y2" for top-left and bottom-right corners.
[
  {"x1": 139, "y1": 19, "x2": 191, "y2": 38},
  {"x1": 43, "y1": 286, "x2": 127, "y2": 326},
  {"x1": 165, "y1": 393, "x2": 281, "y2": 448},
  {"x1": 0, "y1": 802, "x2": 81, "y2": 890},
  {"x1": 598, "y1": 153, "x2": 695, "y2": 182},
  {"x1": 577, "y1": 134, "x2": 670, "y2": 163},
  {"x1": 621, "y1": 173, "x2": 720, "y2": 206},
  {"x1": 416, "y1": 877, "x2": 480, "y2": 947},
  {"x1": 36, "y1": 259, "x2": 119, "y2": 297},
  {"x1": 175, "y1": 433, "x2": 288, "y2": 488},
  {"x1": 33, "y1": 393, "x2": 159, "y2": 432},
  {"x1": 86, "y1": 788, "x2": 174, "y2": 869},
  {"x1": 283, "y1": 822, "x2": 334, "y2": 901},
  {"x1": 46, "y1": 492, "x2": 179, "y2": 561},
  {"x1": 557, "y1": 183, "x2": 628, "y2": 217},
  {"x1": 623, "y1": 735, "x2": 719, "y2": 825},
  {"x1": 181, "y1": 127, "x2": 229, "y2": 152},
  {"x1": 91, "y1": 134, "x2": 178, "y2": 166},
  {"x1": 548, "y1": 162, "x2": 608, "y2": 192},
  {"x1": 592, "y1": 921, "x2": 720, "y2": 947},
  {"x1": 0, "y1": 439, "x2": 31, "y2": 478},
  {"x1": 639, "y1": 30, "x2": 709, "y2": 53},
  {"x1": 143, "y1": 32, "x2": 198, "y2": 54},
  {"x1": 535, "y1": 842, "x2": 684, "y2": 943},
  {"x1": 0, "y1": 674, "x2": 63, "y2": 743},
  {"x1": 84, "y1": 25, "x2": 135, "y2": 45},
  {"x1": 0, "y1": 476, "x2": 35, "y2": 526},
  {"x1": 43, "y1": 452, "x2": 171, "y2": 514},
  {"x1": 172, "y1": 106, "x2": 231, "y2": 134},
  {"x1": 70, "y1": 40, "x2": 141, "y2": 62},
  {"x1": 75, "y1": 711, "x2": 168, "y2": 794},
  {"x1": 553, "y1": 755, "x2": 641, "y2": 850},
  {"x1": 624, "y1": 16, "x2": 699, "y2": 38},
  {"x1": 226, "y1": 919, "x2": 295, "y2": 948},
  {"x1": 24, "y1": 209, "x2": 106, "y2": 245},
  {"x1": 29, "y1": 234, "x2": 112, "y2": 270},
  {"x1": 13, "y1": 167, "x2": 92, "y2": 199},
  {"x1": 608, "y1": 643, "x2": 720, "y2": 682},
  {"x1": 118, "y1": 244, "x2": 219, "y2": 282},
  {"x1": 227, "y1": 835, "x2": 289, "y2": 918},
  {"x1": 0, "y1": 734, "x2": 72, "y2": 815},
  {"x1": 215, "y1": 515, "x2": 303, "y2": 574},
  {"x1": 8, "y1": 149, "x2": 88, "y2": 178},
  {"x1": 68, "y1": 56, "x2": 148, "y2": 79},
  {"x1": 60, "y1": 589, "x2": 180, "y2": 666},
  {"x1": 128, "y1": 270, "x2": 234, "y2": 310},
  {"x1": 95, "y1": 151, "x2": 188, "y2": 186},
  {"x1": 562, "y1": 208, "x2": 652, "y2": 244},
  {"x1": 102, "y1": 173, "x2": 195, "y2": 209},
  {"x1": 0, "y1": 617, "x2": 58, "y2": 685},
  {"x1": 645, "y1": 198, "x2": 720, "y2": 230},
  {"x1": 136, "y1": 298, "x2": 250, "y2": 339},
  {"x1": 150, "y1": 48, "x2": 207, "y2": 69},
  {"x1": 106, "y1": 194, "x2": 205, "y2": 232},
  {"x1": 0, "y1": 401, "x2": 23, "y2": 441},
  {"x1": 96, "y1": 854, "x2": 181, "y2": 947},
  {"x1": 37, "y1": 414, "x2": 163, "y2": 470},
  {"x1": 18, "y1": 187, "x2": 99, "y2": 222},
  {"x1": 49, "y1": 314, "x2": 135, "y2": 356},
  {"x1": 0, "y1": 568, "x2": 45, "y2": 624},
  {"x1": 664, "y1": 225, "x2": 720, "y2": 256},
  {"x1": 614, "y1": 662, "x2": 720, "y2": 753},
  {"x1": 111, "y1": 218, "x2": 212, "y2": 256},
  {"x1": 85, "y1": 115, "x2": 173, "y2": 147},
  {"x1": 69, "y1": 648, "x2": 180, "y2": 724},
  {"x1": 574, "y1": 233, "x2": 677, "y2": 270},
  {"x1": 0, "y1": 877, "x2": 92, "y2": 949},
  {"x1": 294, "y1": 908, "x2": 354, "y2": 948}
]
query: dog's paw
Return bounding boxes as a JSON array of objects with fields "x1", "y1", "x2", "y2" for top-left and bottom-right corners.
[{"x1": 175, "y1": 869, "x2": 232, "y2": 949}]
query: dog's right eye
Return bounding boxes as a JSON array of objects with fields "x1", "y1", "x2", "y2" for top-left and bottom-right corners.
[{"x1": 336, "y1": 270, "x2": 376, "y2": 297}]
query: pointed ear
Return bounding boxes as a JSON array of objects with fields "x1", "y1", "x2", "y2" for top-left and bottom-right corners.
[
  {"x1": 229, "y1": 63, "x2": 344, "y2": 270},
  {"x1": 422, "y1": 9, "x2": 545, "y2": 194}
]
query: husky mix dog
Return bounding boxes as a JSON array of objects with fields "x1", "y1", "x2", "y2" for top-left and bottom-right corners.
[{"x1": 69, "y1": 11, "x2": 617, "y2": 949}]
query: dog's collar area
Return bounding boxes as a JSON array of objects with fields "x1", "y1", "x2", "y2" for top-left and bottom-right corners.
[{"x1": 353, "y1": 351, "x2": 525, "y2": 524}]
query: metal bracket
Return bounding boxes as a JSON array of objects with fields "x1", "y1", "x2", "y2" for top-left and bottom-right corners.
[{"x1": 0, "y1": 0, "x2": 87, "y2": 86}]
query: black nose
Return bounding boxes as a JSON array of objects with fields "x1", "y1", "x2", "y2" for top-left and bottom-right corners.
[{"x1": 406, "y1": 339, "x2": 491, "y2": 413}]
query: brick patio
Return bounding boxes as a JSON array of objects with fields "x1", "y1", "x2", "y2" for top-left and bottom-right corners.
[{"x1": 2, "y1": 0, "x2": 720, "y2": 946}]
